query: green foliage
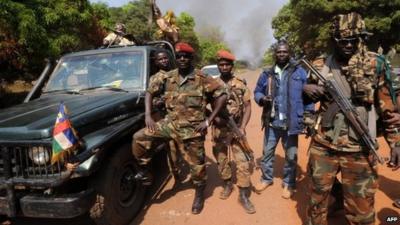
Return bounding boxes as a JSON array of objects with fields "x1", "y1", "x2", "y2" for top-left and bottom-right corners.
[
  {"x1": 262, "y1": 48, "x2": 274, "y2": 66},
  {"x1": 107, "y1": 0, "x2": 155, "y2": 41},
  {"x1": 272, "y1": 0, "x2": 400, "y2": 56},
  {"x1": 176, "y1": 13, "x2": 200, "y2": 51},
  {"x1": 0, "y1": 0, "x2": 229, "y2": 83},
  {"x1": 199, "y1": 37, "x2": 229, "y2": 66},
  {"x1": 0, "y1": 0, "x2": 104, "y2": 81}
]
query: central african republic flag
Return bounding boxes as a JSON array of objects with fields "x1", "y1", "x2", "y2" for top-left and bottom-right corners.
[{"x1": 51, "y1": 102, "x2": 79, "y2": 164}]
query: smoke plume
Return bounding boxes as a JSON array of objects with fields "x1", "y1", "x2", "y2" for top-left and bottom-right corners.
[{"x1": 159, "y1": 0, "x2": 287, "y2": 67}]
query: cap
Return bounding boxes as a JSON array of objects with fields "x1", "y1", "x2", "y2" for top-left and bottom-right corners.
[
  {"x1": 331, "y1": 12, "x2": 372, "y2": 39},
  {"x1": 175, "y1": 42, "x2": 195, "y2": 53},
  {"x1": 216, "y1": 50, "x2": 235, "y2": 61}
]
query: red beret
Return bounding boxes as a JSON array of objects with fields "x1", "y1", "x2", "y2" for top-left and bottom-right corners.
[
  {"x1": 175, "y1": 42, "x2": 195, "y2": 53},
  {"x1": 217, "y1": 50, "x2": 235, "y2": 61}
]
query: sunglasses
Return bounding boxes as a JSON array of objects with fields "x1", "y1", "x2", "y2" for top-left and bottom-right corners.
[
  {"x1": 335, "y1": 37, "x2": 359, "y2": 46},
  {"x1": 176, "y1": 53, "x2": 192, "y2": 59}
]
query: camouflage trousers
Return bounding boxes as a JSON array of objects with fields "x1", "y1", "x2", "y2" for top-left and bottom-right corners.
[
  {"x1": 212, "y1": 126, "x2": 251, "y2": 188},
  {"x1": 307, "y1": 143, "x2": 378, "y2": 225},
  {"x1": 132, "y1": 119, "x2": 206, "y2": 186},
  {"x1": 152, "y1": 111, "x2": 181, "y2": 177}
]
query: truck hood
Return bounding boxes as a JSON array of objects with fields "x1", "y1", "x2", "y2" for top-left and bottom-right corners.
[{"x1": 0, "y1": 92, "x2": 143, "y2": 140}]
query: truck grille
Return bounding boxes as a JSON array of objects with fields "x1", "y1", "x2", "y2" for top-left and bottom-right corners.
[{"x1": 0, "y1": 145, "x2": 63, "y2": 179}]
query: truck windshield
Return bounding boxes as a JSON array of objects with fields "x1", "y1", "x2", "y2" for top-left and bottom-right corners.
[{"x1": 44, "y1": 51, "x2": 144, "y2": 92}]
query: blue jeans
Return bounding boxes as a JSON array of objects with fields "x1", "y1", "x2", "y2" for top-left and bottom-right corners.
[{"x1": 260, "y1": 127, "x2": 298, "y2": 188}]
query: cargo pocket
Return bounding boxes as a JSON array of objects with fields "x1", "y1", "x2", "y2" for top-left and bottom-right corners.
[
  {"x1": 186, "y1": 95, "x2": 203, "y2": 108},
  {"x1": 164, "y1": 91, "x2": 175, "y2": 109}
]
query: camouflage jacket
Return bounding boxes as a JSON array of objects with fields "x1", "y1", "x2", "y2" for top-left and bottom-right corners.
[
  {"x1": 103, "y1": 32, "x2": 134, "y2": 46},
  {"x1": 149, "y1": 69, "x2": 168, "y2": 114},
  {"x1": 309, "y1": 52, "x2": 400, "y2": 151},
  {"x1": 221, "y1": 76, "x2": 251, "y2": 122},
  {"x1": 147, "y1": 68, "x2": 226, "y2": 139}
]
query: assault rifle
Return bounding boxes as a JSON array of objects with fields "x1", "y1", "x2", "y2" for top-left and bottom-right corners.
[
  {"x1": 225, "y1": 116, "x2": 254, "y2": 162},
  {"x1": 300, "y1": 59, "x2": 385, "y2": 164}
]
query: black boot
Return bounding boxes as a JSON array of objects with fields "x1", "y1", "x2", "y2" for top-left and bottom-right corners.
[
  {"x1": 238, "y1": 187, "x2": 256, "y2": 214},
  {"x1": 192, "y1": 184, "x2": 206, "y2": 214},
  {"x1": 220, "y1": 179, "x2": 233, "y2": 200},
  {"x1": 134, "y1": 168, "x2": 153, "y2": 186}
]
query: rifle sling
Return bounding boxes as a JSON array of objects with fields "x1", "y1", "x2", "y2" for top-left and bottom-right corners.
[{"x1": 322, "y1": 56, "x2": 377, "y2": 141}]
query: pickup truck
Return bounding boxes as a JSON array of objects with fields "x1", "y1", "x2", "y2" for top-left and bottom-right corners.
[{"x1": 0, "y1": 42, "x2": 175, "y2": 225}]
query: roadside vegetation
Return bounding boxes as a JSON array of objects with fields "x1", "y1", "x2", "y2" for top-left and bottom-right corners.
[{"x1": 0, "y1": 0, "x2": 229, "y2": 108}]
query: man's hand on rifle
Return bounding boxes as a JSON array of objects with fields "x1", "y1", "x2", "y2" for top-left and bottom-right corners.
[
  {"x1": 388, "y1": 147, "x2": 400, "y2": 170},
  {"x1": 259, "y1": 96, "x2": 272, "y2": 107},
  {"x1": 303, "y1": 84, "x2": 325, "y2": 101}
]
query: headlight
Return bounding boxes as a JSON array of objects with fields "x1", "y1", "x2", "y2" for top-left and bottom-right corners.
[{"x1": 28, "y1": 146, "x2": 50, "y2": 165}]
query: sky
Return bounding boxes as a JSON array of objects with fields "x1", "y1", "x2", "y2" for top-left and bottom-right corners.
[{"x1": 91, "y1": 0, "x2": 289, "y2": 65}]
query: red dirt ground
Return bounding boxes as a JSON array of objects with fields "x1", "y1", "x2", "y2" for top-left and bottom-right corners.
[
  {"x1": 131, "y1": 69, "x2": 400, "y2": 225},
  {"x1": 2, "y1": 69, "x2": 399, "y2": 225}
]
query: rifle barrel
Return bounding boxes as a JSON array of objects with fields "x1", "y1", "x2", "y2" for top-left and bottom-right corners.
[{"x1": 300, "y1": 58, "x2": 385, "y2": 164}]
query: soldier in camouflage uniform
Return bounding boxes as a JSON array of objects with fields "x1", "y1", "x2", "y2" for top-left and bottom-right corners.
[
  {"x1": 303, "y1": 12, "x2": 400, "y2": 225},
  {"x1": 148, "y1": 49, "x2": 183, "y2": 182},
  {"x1": 132, "y1": 42, "x2": 227, "y2": 214},
  {"x1": 103, "y1": 23, "x2": 135, "y2": 47},
  {"x1": 211, "y1": 50, "x2": 255, "y2": 214}
]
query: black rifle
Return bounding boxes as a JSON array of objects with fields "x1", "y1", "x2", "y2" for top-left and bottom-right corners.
[
  {"x1": 300, "y1": 58, "x2": 385, "y2": 164},
  {"x1": 216, "y1": 110, "x2": 254, "y2": 162},
  {"x1": 225, "y1": 116, "x2": 254, "y2": 162}
]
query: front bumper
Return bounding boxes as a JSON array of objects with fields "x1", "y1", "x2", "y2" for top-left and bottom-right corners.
[{"x1": 0, "y1": 188, "x2": 96, "y2": 218}]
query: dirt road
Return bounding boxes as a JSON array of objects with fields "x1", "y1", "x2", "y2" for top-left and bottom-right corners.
[
  {"x1": 131, "y1": 69, "x2": 400, "y2": 225},
  {"x1": 3, "y1": 69, "x2": 399, "y2": 225}
]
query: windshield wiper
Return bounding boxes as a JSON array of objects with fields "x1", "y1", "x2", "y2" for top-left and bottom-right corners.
[
  {"x1": 78, "y1": 86, "x2": 129, "y2": 93},
  {"x1": 42, "y1": 89, "x2": 82, "y2": 95}
]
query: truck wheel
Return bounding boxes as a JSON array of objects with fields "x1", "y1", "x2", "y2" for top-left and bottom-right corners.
[{"x1": 90, "y1": 145, "x2": 146, "y2": 225}]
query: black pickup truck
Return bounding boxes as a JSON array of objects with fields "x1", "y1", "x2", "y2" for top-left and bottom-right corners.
[{"x1": 0, "y1": 42, "x2": 175, "y2": 225}]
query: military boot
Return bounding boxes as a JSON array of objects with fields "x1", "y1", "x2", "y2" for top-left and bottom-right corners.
[
  {"x1": 238, "y1": 187, "x2": 256, "y2": 214},
  {"x1": 134, "y1": 167, "x2": 153, "y2": 186},
  {"x1": 191, "y1": 184, "x2": 206, "y2": 214},
  {"x1": 219, "y1": 179, "x2": 233, "y2": 200}
]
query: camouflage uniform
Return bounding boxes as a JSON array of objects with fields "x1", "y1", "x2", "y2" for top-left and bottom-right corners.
[
  {"x1": 103, "y1": 32, "x2": 134, "y2": 46},
  {"x1": 306, "y1": 13, "x2": 400, "y2": 225},
  {"x1": 212, "y1": 76, "x2": 252, "y2": 187},
  {"x1": 149, "y1": 70, "x2": 181, "y2": 177},
  {"x1": 132, "y1": 68, "x2": 226, "y2": 186}
]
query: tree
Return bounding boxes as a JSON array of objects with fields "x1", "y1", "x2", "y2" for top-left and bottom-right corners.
[
  {"x1": 272, "y1": 0, "x2": 400, "y2": 56},
  {"x1": 0, "y1": 0, "x2": 104, "y2": 81},
  {"x1": 199, "y1": 37, "x2": 230, "y2": 66}
]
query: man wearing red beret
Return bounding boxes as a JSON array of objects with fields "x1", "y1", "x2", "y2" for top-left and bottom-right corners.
[
  {"x1": 211, "y1": 50, "x2": 255, "y2": 213},
  {"x1": 132, "y1": 42, "x2": 227, "y2": 214}
]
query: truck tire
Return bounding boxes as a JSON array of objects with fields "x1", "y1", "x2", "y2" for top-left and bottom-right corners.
[{"x1": 90, "y1": 144, "x2": 146, "y2": 225}]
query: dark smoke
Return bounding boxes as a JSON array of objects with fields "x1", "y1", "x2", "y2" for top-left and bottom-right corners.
[{"x1": 159, "y1": 0, "x2": 288, "y2": 67}]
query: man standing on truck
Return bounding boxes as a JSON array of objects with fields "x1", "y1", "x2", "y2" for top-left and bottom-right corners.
[
  {"x1": 103, "y1": 23, "x2": 135, "y2": 47},
  {"x1": 132, "y1": 42, "x2": 227, "y2": 214}
]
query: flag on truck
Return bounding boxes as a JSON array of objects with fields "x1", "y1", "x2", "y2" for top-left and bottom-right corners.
[{"x1": 51, "y1": 102, "x2": 79, "y2": 164}]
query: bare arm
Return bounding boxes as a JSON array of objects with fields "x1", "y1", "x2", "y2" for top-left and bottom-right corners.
[
  {"x1": 194, "y1": 94, "x2": 227, "y2": 133},
  {"x1": 145, "y1": 92, "x2": 157, "y2": 132},
  {"x1": 240, "y1": 100, "x2": 251, "y2": 132}
]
